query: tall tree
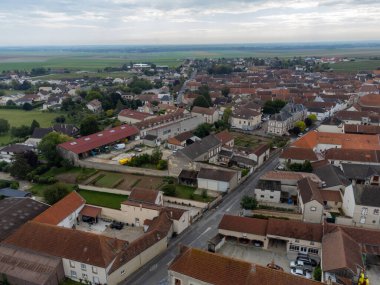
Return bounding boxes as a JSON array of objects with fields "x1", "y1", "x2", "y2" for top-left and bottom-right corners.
[
  {"x1": 80, "y1": 116, "x2": 100, "y2": 136},
  {"x1": 38, "y1": 132, "x2": 71, "y2": 166},
  {"x1": 0, "y1": 119, "x2": 10, "y2": 134},
  {"x1": 192, "y1": 95, "x2": 210, "y2": 108}
]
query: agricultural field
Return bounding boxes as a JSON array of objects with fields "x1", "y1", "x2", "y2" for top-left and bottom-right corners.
[
  {"x1": 0, "y1": 109, "x2": 61, "y2": 145},
  {"x1": 330, "y1": 59, "x2": 380, "y2": 73}
]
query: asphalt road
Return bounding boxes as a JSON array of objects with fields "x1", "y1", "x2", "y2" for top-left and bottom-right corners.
[
  {"x1": 176, "y1": 69, "x2": 197, "y2": 104},
  {"x1": 122, "y1": 152, "x2": 280, "y2": 285}
]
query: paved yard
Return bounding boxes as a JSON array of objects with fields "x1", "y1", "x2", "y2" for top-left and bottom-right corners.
[{"x1": 218, "y1": 242, "x2": 291, "y2": 272}]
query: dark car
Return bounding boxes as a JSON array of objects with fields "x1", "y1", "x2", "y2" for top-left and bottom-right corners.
[
  {"x1": 296, "y1": 255, "x2": 318, "y2": 267},
  {"x1": 110, "y1": 221, "x2": 124, "y2": 230}
]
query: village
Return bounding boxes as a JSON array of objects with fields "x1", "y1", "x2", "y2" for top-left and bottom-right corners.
[{"x1": 1, "y1": 56, "x2": 380, "y2": 285}]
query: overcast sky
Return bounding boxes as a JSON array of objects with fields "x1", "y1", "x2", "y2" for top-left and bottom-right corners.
[{"x1": 1, "y1": 0, "x2": 379, "y2": 45}]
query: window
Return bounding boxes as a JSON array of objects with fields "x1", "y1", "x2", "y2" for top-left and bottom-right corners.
[
  {"x1": 289, "y1": 244, "x2": 299, "y2": 251},
  {"x1": 69, "y1": 261, "x2": 75, "y2": 268},
  {"x1": 71, "y1": 271, "x2": 77, "y2": 278},
  {"x1": 93, "y1": 276, "x2": 100, "y2": 284},
  {"x1": 308, "y1": 248, "x2": 319, "y2": 255},
  {"x1": 360, "y1": 216, "x2": 366, "y2": 224},
  {"x1": 82, "y1": 273, "x2": 88, "y2": 280},
  {"x1": 270, "y1": 196, "x2": 274, "y2": 199},
  {"x1": 260, "y1": 195, "x2": 264, "y2": 198},
  {"x1": 92, "y1": 266, "x2": 98, "y2": 274},
  {"x1": 374, "y1": 209, "x2": 379, "y2": 215},
  {"x1": 310, "y1": 206, "x2": 317, "y2": 211},
  {"x1": 121, "y1": 269, "x2": 125, "y2": 275},
  {"x1": 81, "y1": 264, "x2": 87, "y2": 271},
  {"x1": 361, "y1": 208, "x2": 368, "y2": 216},
  {"x1": 175, "y1": 278, "x2": 182, "y2": 285}
]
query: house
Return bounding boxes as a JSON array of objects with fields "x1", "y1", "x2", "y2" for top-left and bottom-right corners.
[
  {"x1": 298, "y1": 177, "x2": 324, "y2": 224},
  {"x1": 141, "y1": 134, "x2": 159, "y2": 147},
  {"x1": 317, "y1": 117, "x2": 344, "y2": 133},
  {"x1": 178, "y1": 170, "x2": 198, "y2": 186},
  {"x1": 230, "y1": 107, "x2": 261, "y2": 131},
  {"x1": 42, "y1": 95, "x2": 63, "y2": 110},
  {"x1": 254, "y1": 171, "x2": 321, "y2": 204},
  {"x1": 341, "y1": 163, "x2": 380, "y2": 185},
  {"x1": 33, "y1": 191, "x2": 85, "y2": 228},
  {"x1": 86, "y1": 99, "x2": 102, "y2": 113},
  {"x1": 0, "y1": 144, "x2": 35, "y2": 162},
  {"x1": 312, "y1": 164, "x2": 350, "y2": 192},
  {"x1": 251, "y1": 144, "x2": 270, "y2": 166},
  {"x1": 191, "y1": 106, "x2": 219, "y2": 124},
  {"x1": 25, "y1": 127, "x2": 53, "y2": 147},
  {"x1": 168, "y1": 246, "x2": 319, "y2": 285},
  {"x1": 279, "y1": 147, "x2": 318, "y2": 165},
  {"x1": 215, "y1": 130, "x2": 234, "y2": 148},
  {"x1": 53, "y1": 124, "x2": 79, "y2": 137},
  {"x1": 168, "y1": 134, "x2": 222, "y2": 176},
  {"x1": 335, "y1": 110, "x2": 380, "y2": 126},
  {"x1": 267, "y1": 103, "x2": 307, "y2": 135},
  {"x1": 342, "y1": 184, "x2": 380, "y2": 229},
  {"x1": 197, "y1": 168, "x2": 239, "y2": 193},
  {"x1": 326, "y1": 149, "x2": 380, "y2": 167},
  {"x1": 166, "y1": 131, "x2": 200, "y2": 151},
  {"x1": 344, "y1": 124, "x2": 380, "y2": 134},
  {"x1": 118, "y1": 109, "x2": 155, "y2": 124}
]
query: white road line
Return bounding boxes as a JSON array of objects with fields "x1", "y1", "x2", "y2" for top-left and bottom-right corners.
[
  {"x1": 226, "y1": 206, "x2": 232, "y2": 212},
  {"x1": 190, "y1": 227, "x2": 212, "y2": 245}
]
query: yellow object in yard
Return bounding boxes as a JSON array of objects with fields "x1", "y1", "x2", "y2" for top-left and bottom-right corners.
[{"x1": 119, "y1": 157, "x2": 130, "y2": 165}]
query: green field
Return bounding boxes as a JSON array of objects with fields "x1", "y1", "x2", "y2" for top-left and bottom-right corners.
[
  {"x1": 0, "y1": 109, "x2": 60, "y2": 145},
  {"x1": 173, "y1": 184, "x2": 214, "y2": 203},
  {"x1": 330, "y1": 59, "x2": 380, "y2": 72},
  {"x1": 93, "y1": 172, "x2": 124, "y2": 188},
  {"x1": 78, "y1": 189, "x2": 128, "y2": 209}
]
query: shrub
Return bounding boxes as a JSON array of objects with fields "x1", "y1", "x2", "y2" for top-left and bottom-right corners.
[
  {"x1": 156, "y1": 160, "x2": 168, "y2": 170},
  {"x1": 43, "y1": 183, "x2": 70, "y2": 205},
  {"x1": 240, "y1": 195, "x2": 257, "y2": 210},
  {"x1": 313, "y1": 265, "x2": 322, "y2": 281},
  {"x1": 241, "y1": 169, "x2": 249, "y2": 177},
  {"x1": 162, "y1": 184, "x2": 176, "y2": 197}
]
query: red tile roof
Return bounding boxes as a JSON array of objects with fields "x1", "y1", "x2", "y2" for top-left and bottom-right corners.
[
  {"x1": 118, "y1": 109, "x2": 153, "y2": 120},
  {"x1": 33, "y1": 191, "x2": 85, "y2": 225},
  {"x1": 58, "y1": 125, "x2": 139, "y2": 154},
  {"x1": 80, "y1": 205, "x2": 102, "y2": 218},
  {"x1": 215, "y1": 130, "x2": 234, "y2": 145},
  {"x1": 128, "y1": 188, "x2": 159, "y2": 205},
  {"x1": 219, "y1": 215, "x2": 268, "y2": 236},
  {"x1": 169, "y1": 247, "x2": 321, "y2": 285},
  {"x1": 4, "y1": 221, "x2": 127, "y2": 268},
  {"x1": 280, "y1": 147, "x2": 318, "y2": 161},
  {"x1": 192, "y1": 106, "x2": 217, "y2": 116}
]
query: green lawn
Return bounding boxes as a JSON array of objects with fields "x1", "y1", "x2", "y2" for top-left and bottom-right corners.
[
  {"x1": 93, "y1": 172, "x2": 124, "y2": 188},
  {"x1": 0, "y1": 109, "x2": 61, "y2": 145},
  {"x1": 78, "y1": 189, "x2": 128, "y2": 209},
  {"x1": 232, "y1": 132, "x2": 270, "y2": 149},
  {"x1": 174, "y1": 184, "x2": 214, "y2": 203}
]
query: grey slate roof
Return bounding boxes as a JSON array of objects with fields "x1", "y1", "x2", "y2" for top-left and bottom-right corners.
[
  {"x1": 313, "y1": 164, "x2": 350, "y2": 188},
  {"x1": 1, "y1": 144, "x2": 34, "y2": 154},
  {"x1": 180, "y1": 134, "x2": 221, "y2": 160},
  {"x1": 31, "y1": 127, "x2": 53, "y2": 139},
  {"x1": 353, "y1": 185, "x2": 380, "y2": 207},
  {"x1": 271, "y1": 103, "x2": 306, "y2": 122},
  {"x1": 341, "y1": 163, "x2": 380, "y2": 180},
  {"x1": 0, "y1": 188, "x2": 32, "y2": 198}
]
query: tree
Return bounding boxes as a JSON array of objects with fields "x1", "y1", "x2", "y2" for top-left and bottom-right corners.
[
  {"x1": 85, "y1": 90, "x2": 102, "y2": 102},
  {"x1": 192, "y1": 95, "x2": 210, "y2": 108},
  {"x1": 6, "y1": 100, "x2": 15, "y2": 106},
  {"x1": 162, "y1": 184, "x2": 176, "y2": 197},
  {"x1": 23, "y1": 150, "x2": 38, "y2": 168},
  {"x1": 263, "y1": 100, "x2": 286, "y2": 114},
  {"x1": 0, "y1": 119, "x2": 10, "y2": 134},
  {"x1": 38, "y1": 132, "x2": 71, "y2": 165},
  {"x1": 193, "y1": 123, "x2": 212, "y2": 138},
  {"x1": 43, "y1": 183, "x2": 70, "y2": 205},
  {"x1": 221, "y1": 87, "x2": 230, "y2": 97},
  {"x1": 30, "y1": 120, "x2": 40, "y2": 134},
  {"x1": 304, "y1": 117, "x2": 313, "y2": 127},
  {"x1": 240, "y1": 195, "x2": 257, "y2": 210},
  {"x1": 55, "y1": 115, "x2": 66, "y2": 123},
  {"x1": 22, "y1": 103, "x2": 33, "y2": 111},
  {"x1": 80, "y1": 116, "x2": 100, "y2": 136},
  {"x1": 222, "y1": 107, "x2": 232, "y2": 124},
  {"x1": 150, "y1": 147, "x2": 163, "y2": 165},
  {"x1": 307, "y1": 114, "x2": 317, "y2": 122},
  {"x1": 10, "y1": 125, "x2": 30, "y2": 138},
  {"x1": 9, "y1": 154, "x2": 33, "y2": 179},
  {"x1": 156, "y1": 159, "x2": 168, "y2": 170},
  {"x1": 291, "y1": 126, "x2": 301, "y2": 135},
  {"x1": 313, "y1": 265, "x2": 322, "y2": 281},
  {"x1": 294, "y1": 121, "x2": 306, "y2": 132}
]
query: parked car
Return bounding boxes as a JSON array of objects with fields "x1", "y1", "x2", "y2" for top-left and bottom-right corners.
[
  {"x1": 290, "y1": 260, "x2": 313, "y2": 272},
  {"x1": 296, "y1": 255, "x2": 317, "y2": 267},
  {"x1": 110, "y1": 221, "x2": 124, "y2": 230},
  {"x1": 291, "y1": 268, "x2": 312, "y2": 279}
]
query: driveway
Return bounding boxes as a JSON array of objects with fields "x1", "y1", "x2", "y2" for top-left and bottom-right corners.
[
  {"x1": 0, "y1": 171, "x2": 32, "y2": 191},
  {"x1": 218, "y1": 242, "x2": 291, "y2": 272}
]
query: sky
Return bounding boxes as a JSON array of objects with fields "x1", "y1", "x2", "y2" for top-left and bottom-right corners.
[{"x1": 0, "y1": 0, "x2": 379, "y2": 45}]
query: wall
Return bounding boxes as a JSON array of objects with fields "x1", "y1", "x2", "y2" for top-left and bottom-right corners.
[
  {"x1": 78, "y1": 160, "x2": 169, "y2": 177},
  {"x1": 219, "y1": 228, "x2": 267, "y2": 247},
  {"x1": 163, "y1": 196, "x2": 209, "y2": 209},
  {"x1": 168, "y1": 271, "x2": 211, "y2": 285},
  {"x1": 79, "y1": 184, "x2": 131, "y2": 196},
  {"x1": 254, "y1": 188, "x2": 281, "y2": 203},
  {"x1": 98, "y1": 206, "x2": 131, "y2": 223},
  {"x1": 108, "y1": 236, "x2": 168, "y2": 285},
  {"x1": 302, "y1": 200, "x2": 323, "y2": 224},
  {"x1": 62, "y1": 258, "x2": 107, "y2": 285},
  {"x1": 58, "y1": 204, "x2": 85, "y2": 228},
  {"x1": 120, "y1": 204, "x2": 160, "y2": 226},
  {"x1": 352, "y1": 204, "x2": 380, "y2": 229},
  {"x1": 317, "y1": 124, "x2": 343, "y2": 133},
  {"x1": 342, "y1": 184, "x2": 355, "y2": 217},
  {"x1": 172, "y1": 210, "x2": 190, "y2": 234}
]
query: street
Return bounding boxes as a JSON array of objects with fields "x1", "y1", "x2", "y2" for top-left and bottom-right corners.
[
  {"x1": 176, "y1": 69, "x2": 197, "y2": 104},
  {"x1": 122, "y1": 152, "x2": 280, "y2": 285}
]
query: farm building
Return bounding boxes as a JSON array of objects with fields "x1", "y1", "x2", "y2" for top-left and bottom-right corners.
[{"x1": 58, "y1": 125, "x2": 139, "y2": 164}]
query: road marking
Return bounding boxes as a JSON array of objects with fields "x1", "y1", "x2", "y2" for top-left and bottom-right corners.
[
  {"x1": 166, "y1": 258, "x2": 174, "y2": 266},
  {"x1": 226, "y1": 206, "x2": 231, "y2": 212},
  {"x1": 190, "y1": 227, "x2": 212, "y2": 245},
  {"x1": 149, "y1": 264, "x2": 158, "y2": 271}
]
